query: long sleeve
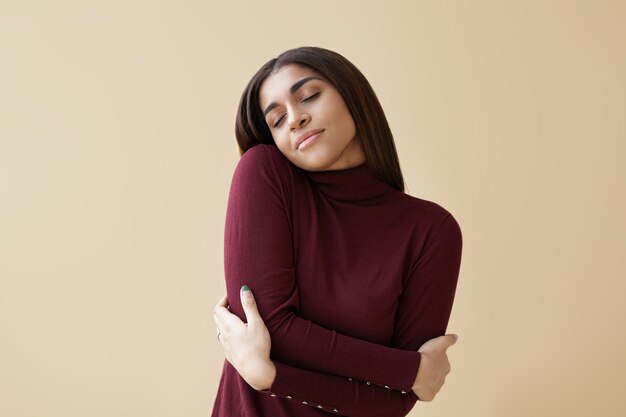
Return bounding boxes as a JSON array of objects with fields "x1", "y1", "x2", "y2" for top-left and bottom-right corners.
[
  {"x1": 259, "y1": 361, "x2": 415, "y2": 417},
  {"x1": 258, "y1": 213, "x2": 463, "y2": 416},
  {"x1": 391, "y1": 214, "x2": 463, "y2": 352},
  {"x1": 223, "y1": 145, "x2": 420, "y2": 391}
]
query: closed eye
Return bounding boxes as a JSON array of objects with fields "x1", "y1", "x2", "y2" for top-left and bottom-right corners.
[
  {"x1": 273, "y1": 117, "x2": 284, "y2": 128},
  {"x1": 302, "y1": 92, "x2": 320, "y2": 102},
  {"x1": 272, "y1": 92, "x2": 321, "y2": 128}
]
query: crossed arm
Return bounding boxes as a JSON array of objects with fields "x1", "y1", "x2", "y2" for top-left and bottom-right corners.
[
  {"x1": 213, "y1": 145, "x2": 463, "y2": 416},
  {"x1": 215, "y1": 281, "x2": 459, "y2": 417}
]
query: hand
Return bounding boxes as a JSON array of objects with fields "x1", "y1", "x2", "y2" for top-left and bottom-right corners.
[
  {"x1": 412, "y1": 334, "x2": 458, "y2": 401},
  {"x1": 213, "y1": 287, "x2": 276, "y2": 391}
]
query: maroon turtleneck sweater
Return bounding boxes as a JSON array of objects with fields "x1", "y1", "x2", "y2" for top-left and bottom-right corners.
[{"x1": 211, "y1": 144, "x2": 463, "y2": 417}]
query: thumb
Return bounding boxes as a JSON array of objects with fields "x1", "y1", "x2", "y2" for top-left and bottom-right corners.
[
  {"x1": 445, "y1": 334, "x2": 459, "y2": 347},
  {"x1": 240, "y1": 285, "x2": 261, "y2": 326}
]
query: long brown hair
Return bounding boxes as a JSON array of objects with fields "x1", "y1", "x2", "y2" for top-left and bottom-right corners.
[{"x1": 234, "y1": 46, "x2": 406, "y2": 193}]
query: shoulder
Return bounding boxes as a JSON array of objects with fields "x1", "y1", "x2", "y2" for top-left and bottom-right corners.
[
  {"x1": 397, "y1": 193, "x2": 462, "y2": 244},
  {"x1": 396, "y1": 192, "x2": 453, "y2": 224},
  {"x1": 231, "y1": 144, "x2": 295, "y2": 197},
  {"x1": 239, "y1": 143, "x2": 284, "y2": 164},
  {"x1": 236, "y1": 144, "x2": 293, "y2": 177},
  {"x1": 395, "y1": 195, "x2": 463, "y2": 273}
]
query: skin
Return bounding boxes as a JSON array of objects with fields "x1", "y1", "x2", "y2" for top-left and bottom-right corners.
[
  {"x1": 213, "y1": 290, "x2": 275, "y2": 391},
  {"x1": 213, "y1": 64, "x2": 458, "y2": 400},
  {"x1": 213, "y1": 289, "x2": 458, "y2": 400},
  {"x1": 259, "y1": 64, "x2": 366, "y2": 171}
]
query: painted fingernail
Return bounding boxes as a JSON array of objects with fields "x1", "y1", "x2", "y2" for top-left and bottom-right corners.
[{"x1": 241, "y1": 285, "x2": 253, "y2": 302}]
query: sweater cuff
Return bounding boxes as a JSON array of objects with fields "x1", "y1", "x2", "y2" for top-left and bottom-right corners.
[
  {"x1": 402, "y1": 351, "x2": 421, "y2": 392},
  {"x1": 261, "y1": 362, "x2": 334, "y2": 400},
  {"x1": 331, "y1": 343, "x2": 421, "y2": 391},
  {"x1": 259, "y1": 362, "x2": 344, "y2": 411}
]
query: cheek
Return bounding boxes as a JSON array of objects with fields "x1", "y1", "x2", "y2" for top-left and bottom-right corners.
[
  {"x1": 338, "y1": 109, "x2": 356, "y2": 139},
  {"x1": 328, "y1": 98, "x2": 355, "y2": 136},
  {"x1": 273, "y1": 136, "x2": 292, "y2": 156}
]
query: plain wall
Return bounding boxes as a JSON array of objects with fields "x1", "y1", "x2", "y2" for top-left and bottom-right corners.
[{"x1": 1, "y1": 1, "x2": 624, "y2": 416}]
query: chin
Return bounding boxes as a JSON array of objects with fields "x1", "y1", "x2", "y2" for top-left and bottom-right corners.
[
  {"x1": 289, "y1": 158, "x2": 325, "y2": 172},
  {"x1": 294, "y1": 149, "x2": 341, "y2": 171}
]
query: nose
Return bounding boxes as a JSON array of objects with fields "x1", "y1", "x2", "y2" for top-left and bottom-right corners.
[{"x1": 288, "y1": 110, "x2": 310, "y2": 131}]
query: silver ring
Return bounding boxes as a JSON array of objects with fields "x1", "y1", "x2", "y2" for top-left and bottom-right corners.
[{"x1": 217, "y1": 331, "x2": 222, "y2": 342}]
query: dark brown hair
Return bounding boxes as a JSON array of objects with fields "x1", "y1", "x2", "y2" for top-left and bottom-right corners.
[{"x1": 234, "y1": 46, "x2": 406, "y2": 192}]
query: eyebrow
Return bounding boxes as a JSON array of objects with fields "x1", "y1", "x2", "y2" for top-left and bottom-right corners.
[{"x1": 263, "y1": 76, "x2": 323, "y2": 118}]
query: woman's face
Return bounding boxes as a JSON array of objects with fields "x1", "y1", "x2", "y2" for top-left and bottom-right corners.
[{"x1": 258, "y1": 64, "x2": 366, "y2": 171}]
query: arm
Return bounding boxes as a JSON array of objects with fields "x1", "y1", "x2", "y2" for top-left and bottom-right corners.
[
  {"x1": 389, "y1": 213, "x2": 463, "y2": 406},
  {"x1": 260, "y1": 360, "x2": 415, "y2": 417},
  {"x1": 214, "y1": 287, "x2": 415, "y2": 416},
  {"x1": 223, "y1": 145, "x2": 463, "y2": 414},
  {"x1": 258, "y1": 213, "x2": 462, "y2": 415},
  {"x1": 224, "y1": 144, "x2": 419, "y2": 391},
  {"x1": 391, "y1": 214, "x2": 463, "y2": 352}
]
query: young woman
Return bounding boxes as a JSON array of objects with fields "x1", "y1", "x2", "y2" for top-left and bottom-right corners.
[{"x1": 211, "y1": 46, "x2": 463, "y2": 417}]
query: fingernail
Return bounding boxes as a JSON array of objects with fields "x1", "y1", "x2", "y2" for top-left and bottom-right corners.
[{"x1": 241, "y1": 285, "x2": 252, "y2": 301}]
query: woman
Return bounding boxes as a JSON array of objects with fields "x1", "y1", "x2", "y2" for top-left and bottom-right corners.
[{"x1": 212, "y1": 46, "x2": 463, "y2": 417}]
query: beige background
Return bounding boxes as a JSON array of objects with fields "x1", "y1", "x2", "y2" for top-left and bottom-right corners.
[{"x1": 1, "y1": 1, "x2": 624, "y2": 416}]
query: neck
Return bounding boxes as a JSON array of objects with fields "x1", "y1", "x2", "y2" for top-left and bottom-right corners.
[{"x1": 298, "y1": 162, "x2": 392, "y2": 203}]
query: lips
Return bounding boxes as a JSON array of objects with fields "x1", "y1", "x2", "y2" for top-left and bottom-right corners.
[{"x1": 296, "y1": 129, "x2": 325, "y2": 150}]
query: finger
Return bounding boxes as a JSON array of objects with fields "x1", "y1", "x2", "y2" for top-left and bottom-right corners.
[
  {"x1": 212, "y1": 294, "x2": 228, "y2": 319},
  {"x1": 214, "y1": 303, "x2": 244, "y2": 332},
  {"x1": 427, "y1": 334, "x2": 458, "y2": 352},
  {"x1": 214, "y1": 291, "x2": 247, "y2": 328},
  {"x1": 240, "y1": 285, "x2": 263, "y2": 327},
  {"x1": 445, "y1": 334, "x2": 458, "y2": 346},
  {"x1": 213, "y1": 312, "x2": 224, "y2": 333},
  {"x1": 214, "y1": 293, "x2": 228, "y2": 310}
]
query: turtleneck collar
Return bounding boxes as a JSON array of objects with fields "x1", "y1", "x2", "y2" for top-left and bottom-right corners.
[{"x1": 298, "y1": 162, "x2": 393, "y2": 203}]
